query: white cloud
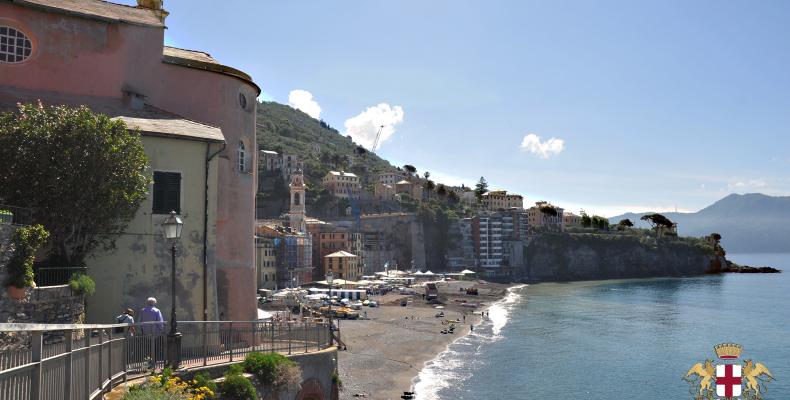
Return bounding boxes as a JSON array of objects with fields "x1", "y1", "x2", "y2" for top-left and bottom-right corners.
[
  {"x1": 728, "y1": 179, "x2": 767, "y2": 190},
  {"x1": 288, "y1": 89, "x2": 321, "y2": 119},
  {"x1": 520, "y1": 133, "x2": 565, "y2": 158},
  {"x1": 344, "y1": 103, "x2": 404, "y2": 150}
]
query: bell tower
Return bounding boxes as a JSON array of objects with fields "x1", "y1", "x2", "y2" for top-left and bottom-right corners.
[{"x1": 289, "y1": 168, "x2": 306, "y2": 233}]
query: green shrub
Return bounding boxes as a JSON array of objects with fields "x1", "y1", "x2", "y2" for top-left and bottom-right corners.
[
  {"x1": 122, "y1": 385, "x2": 187, "y2": 400},
  {"x1": 332, "y1": 371, "x2": 343, "y2": 390},
  {"x1": 220, "y1": 370, "x2": 256, "y2": 400},
  {"x1": 242, "y1": 352, "x2": 301, "y2": 389},
  {"x1": 191, "y1": 372, "x2": 218, "y2": 395},
  {"x1": 6, "y1": 224, "x2": 49, "y2": 288},
  {"x1": 68, "y1": 273, "x2": 96, "y2": 296}
]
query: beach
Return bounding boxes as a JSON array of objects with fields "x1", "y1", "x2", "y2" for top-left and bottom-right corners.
[{"x1": 337, "y1": 280, "x2": 512, "y2": 400}]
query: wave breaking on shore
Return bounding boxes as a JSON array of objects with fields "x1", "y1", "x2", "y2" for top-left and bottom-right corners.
[{"x1": 412, "y1": 284, "x2": 527, "y2": 400}]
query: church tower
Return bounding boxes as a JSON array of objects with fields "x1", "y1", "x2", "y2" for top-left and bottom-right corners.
[{"x1": 289, "y1": 168, "x2": 306, "y2": 233}]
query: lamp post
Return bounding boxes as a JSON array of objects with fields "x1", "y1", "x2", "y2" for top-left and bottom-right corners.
[
  {"x1": 326, "y1": 271, "x2": 334, "y2": 345},
  {"x1": 162, "y1": 211, "x2": 183, "y2": 368}
]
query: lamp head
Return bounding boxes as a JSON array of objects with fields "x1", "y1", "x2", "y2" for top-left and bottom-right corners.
[{"x1": 162, "y1": 211, "x2": 183, "y2": 240}]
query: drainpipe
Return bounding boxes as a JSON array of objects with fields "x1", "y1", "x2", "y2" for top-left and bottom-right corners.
[{"x1": 204, "y1": 141, "x2": 226, "y2": 321}]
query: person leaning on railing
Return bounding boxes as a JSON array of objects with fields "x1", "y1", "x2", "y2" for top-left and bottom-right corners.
[{"x1": 114, "y1": 308, "x2": 136, "y2": 335}]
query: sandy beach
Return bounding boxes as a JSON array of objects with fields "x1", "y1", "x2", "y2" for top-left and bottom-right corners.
[{"x1": 337, "y1": 280, "x2": 512, "y2": 400}]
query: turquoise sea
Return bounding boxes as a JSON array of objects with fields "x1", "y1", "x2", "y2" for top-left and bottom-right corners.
[{"x1": 413, "y1": 253, "x2": 790, "y2": 399}]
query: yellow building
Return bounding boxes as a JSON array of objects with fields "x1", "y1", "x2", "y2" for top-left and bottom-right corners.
[
  {"x1": 255, "y1": 236, "x2": 277, "y2": 290},
  {"x1": 322, "y1": 171, "x2": 360, "y2": 199},
  {"x1": 324, "y1": 251, "x2": 361, "y2": 281},
  {"x1": 395, "y1": 179, "x2": 423, "y2": 200},
  {"x1": 374, "y1": 183, "x2": 396, "y2": 202},
  {"x1": 527, "y1": 201, "x2": 565, "y2": 231},
  {"x1": 481, "y1": 190, "x2": 523, "y2": 210},
  {"x1": 563, "y1": 212, "x2": 582, "y2": 229}
]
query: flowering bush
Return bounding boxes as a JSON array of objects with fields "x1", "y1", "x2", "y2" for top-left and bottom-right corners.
[{"x1": 123, "y1": 368, "x2": 216, "y2": 400}]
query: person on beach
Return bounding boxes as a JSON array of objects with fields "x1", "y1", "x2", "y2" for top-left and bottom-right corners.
[{"x1": 470, "y1": 324, "x2": 474, "y2": 332}]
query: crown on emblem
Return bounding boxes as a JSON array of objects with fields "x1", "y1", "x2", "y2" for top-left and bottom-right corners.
[{"x1": 714, "y1": 343, "x2": 743, "y2": 359}]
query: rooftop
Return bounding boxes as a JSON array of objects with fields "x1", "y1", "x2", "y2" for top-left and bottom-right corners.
[
  {"x1": 326, "y1": 171, "x2": 358, "y2": 178},
  {"x1": 163, "y1": 46, "x2": 260, "y2": 95},
  {"x1": 13, "y1": 0, "x2": 165, "y2": 27},
  {"x1": 0, "y1": 87, "x2": 224, "y2": 142}
]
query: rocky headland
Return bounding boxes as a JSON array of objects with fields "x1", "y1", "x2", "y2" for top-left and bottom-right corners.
[{"x1": 524, "y1": 232, "x2": 728, "y2": 282}]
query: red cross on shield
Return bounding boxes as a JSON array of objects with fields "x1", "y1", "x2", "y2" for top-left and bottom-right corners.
[{"x1": 716, "y1": 364, "x2": 742, "y2": 398}]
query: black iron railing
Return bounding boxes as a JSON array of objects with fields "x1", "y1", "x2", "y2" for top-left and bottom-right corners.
[
  {"x1": 34, "y1": 266, "x2": 87, "y2": 287},
  {"x1": 0, "y1": 204, "x2": 33, "y2": 226}
]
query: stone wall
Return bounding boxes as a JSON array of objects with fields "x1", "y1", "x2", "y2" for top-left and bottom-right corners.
[{"x1": 0, "y1": 224, "x2": 85, "y2": 339}]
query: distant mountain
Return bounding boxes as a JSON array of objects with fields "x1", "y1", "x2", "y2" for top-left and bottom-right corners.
[{"x1": 610, "y1": 193, "x2": 790, "y2": 253}]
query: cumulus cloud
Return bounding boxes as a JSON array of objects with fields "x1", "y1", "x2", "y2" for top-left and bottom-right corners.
[
  {"x1": 520, "y1": 133, "x2": 565, "y2": 158},
  {"x1": 288, "y1": 89, "x2": 321, "y2": 119},
  {"x1": 344, "y1": 103, "x2": 404, "y2": 150}
]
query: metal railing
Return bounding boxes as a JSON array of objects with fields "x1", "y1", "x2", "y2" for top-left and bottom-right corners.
[
  {"x1": 0, "y1": 319, "x2": 332, "y2": 400},
  {"x1": 0, "y1": 204, "x2": 33, "y2": 226},
  {"x1": 33, "y1": 267, "x2": 87, "y2": 287}
]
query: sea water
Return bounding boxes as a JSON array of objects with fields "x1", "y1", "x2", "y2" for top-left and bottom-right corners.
[{"x1": 413, "y1": 253, "x2": 790, "y2": 399}]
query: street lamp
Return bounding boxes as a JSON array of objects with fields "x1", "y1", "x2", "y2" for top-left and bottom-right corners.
[
  {"x1": 326, "y1": 271, "x2": 334, "y2": 344},
  {"x1": 162, "y1": 211, "x2": 183, "y2": 368}
]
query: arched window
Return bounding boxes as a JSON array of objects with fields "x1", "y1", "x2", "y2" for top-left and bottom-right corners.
[
  {"x1": 0, "y1": 26, "x2": 32, "y2": 63},
  {"x1": 294, "y1": 192, "x2": 301, "y2": 206},
  {"x1": 237, "y1": 141, "x2": 246, "y2": 172}
]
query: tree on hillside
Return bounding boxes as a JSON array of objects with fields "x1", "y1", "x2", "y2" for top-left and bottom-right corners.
[
  {"x1": 436, "y1": 184, "x2": 448, "y2": 198},
  {"x1": 424, "y1": 180, "x2": 436, "y2": 199},
  {"x1": 539, "y1": 204, "x2": 558, "y2": 217},
  {"x1": 403, "y1": 164, "x2": 417, "y2": 176},
  {"x1": 474, "y1": 177, "x2": 489, "y2": 201},
  {"x1": 618, "y1": 218, "x2": 634, "y2": 228},
  {"x1": 640, "y1": 213, "x2": 674, "y2": 237},
  {"x1": 0, "y1": 103, "x2": 151, "y2": 267},
  {"x1": 447, "y1": 190, "x2": 460, "y2": 204},
  {"x1": 424, "y1": 171, "x2": 430, "y2": 180},
  {"x1": 581, "y1": 212, "x2": 592, "y2": 228},
  {"x1": 591, "y1": 215, "x2": 609, "y2": 230},
  {"x1": 710, "y1": 232, "x2": 722, "y2": 242}
]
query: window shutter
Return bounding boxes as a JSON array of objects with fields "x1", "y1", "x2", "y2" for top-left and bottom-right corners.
[{"x1": 153, "y1": 171, "x2": 181, "y2": 214}]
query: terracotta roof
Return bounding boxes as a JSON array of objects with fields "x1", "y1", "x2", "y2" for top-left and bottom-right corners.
[
  {"x1": 12, "y1": 0, "x2": 165, "y2": 27},
  {"x1": 0, "y1": 87, "x2": 224, "y2": 142},
  {"x1": 163, "y1": 46, "x2": 261, "y2": 94},
  {"x1": 325, "y1": 251, "x2": 357, "y2": 258}
]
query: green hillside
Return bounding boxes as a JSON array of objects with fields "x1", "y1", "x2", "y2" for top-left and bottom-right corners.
[
  {"x1": 255, "y1": 101, "x2": 402, "y2": 218},
  {"x1": 256, "y1": 101, "x2": 398, "y2": 189}
]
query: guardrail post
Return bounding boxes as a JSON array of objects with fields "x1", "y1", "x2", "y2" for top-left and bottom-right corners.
[
  {"x1": 84, "y1": 331, "x2": 91, "y2": 399},
  {"x1": 123, "y1": 327, "x2": 129, "y2": 383},
  {"x1": 251, "y1": 321, "x2": 257, "y2": 353},
  {"x1": 202, "y1": 323, "x2": 208, "y2": 367},
  {"x1": 270, "y1": 322, "x2": 274, "y2": 353},
  {"x1": 228, "y1": 321, "x2": 233, "y2": 363},
  {"x1": 304, "y1": 323, "x2": 308, "y2": 353},
  {"x1": 107, "y1": 328, "x2": 113, "y2": 385},
  {"x1": 287, "y1": 323, "x2": 292, "y2": 355},
  {"x1": 30, "y1": 331, "x2": 42, "y2": 400},
  {"x1": 316, "y1": 323, "x2": 321, "y2": 351},
  {"x1": 98, "y1": 329, "x2": 104, "y2": 391},
  {"x1": 64, "y1": 329, "x2": 73, "y2": 400}
]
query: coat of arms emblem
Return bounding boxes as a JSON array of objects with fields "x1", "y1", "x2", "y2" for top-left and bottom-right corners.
[{"x1": 684, "y1": 343, "x2": 775, "y2": 399}]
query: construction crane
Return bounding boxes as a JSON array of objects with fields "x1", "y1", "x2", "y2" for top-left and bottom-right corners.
[{"x1": 370, "y1": 125, "x2": 385, "y2": 153}]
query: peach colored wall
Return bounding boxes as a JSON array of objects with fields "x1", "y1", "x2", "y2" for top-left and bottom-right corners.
[{"x1": 0, "y1": 4, "x2": 258, "y2": 321}]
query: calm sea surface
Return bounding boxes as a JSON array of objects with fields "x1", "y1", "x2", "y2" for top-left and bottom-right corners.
[{"x1": 414, "y1": 253, "x2": 790, "y2": 399}]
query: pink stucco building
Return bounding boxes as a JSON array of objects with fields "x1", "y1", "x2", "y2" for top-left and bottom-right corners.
[{"x1": 0, "y1": 0, "x2": 260, "y2": 322}]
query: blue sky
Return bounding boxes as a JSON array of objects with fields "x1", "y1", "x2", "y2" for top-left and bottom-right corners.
[{"x1": 135, "y1": 0, "x2": 790, "y2": 216}]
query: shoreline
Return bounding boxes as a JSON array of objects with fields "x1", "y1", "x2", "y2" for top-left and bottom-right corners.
[{"x1": 337, "y1": 280, "x2": 514, "y2": 400}]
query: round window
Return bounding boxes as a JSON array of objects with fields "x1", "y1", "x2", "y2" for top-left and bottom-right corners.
[
  {"x1": 239, "y1": 92, "x2": 247, "y2": 110},
  {"x1": 0, "y1": 26, "x2": 32, "y2": 64}
]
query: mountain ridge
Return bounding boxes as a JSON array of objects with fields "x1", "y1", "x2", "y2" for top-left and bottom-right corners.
[{"x1": 610, "y1": 193, "x2": 790, "y2": 253}]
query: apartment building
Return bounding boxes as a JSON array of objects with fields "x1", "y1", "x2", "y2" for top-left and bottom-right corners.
[
  {"x1": 481, "y1": 190, "x2": 524, "y2": 211},
  {"x1": 527, "y1": 201, "x2": 565, "y2": 231},
  {"x1": 322, "y1": 171, "x2": 361, "y2": 199}
]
